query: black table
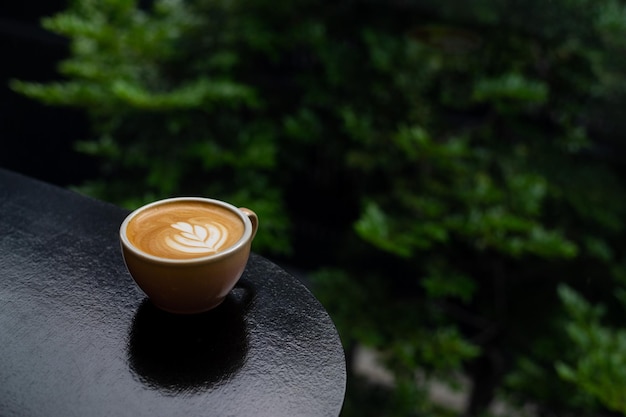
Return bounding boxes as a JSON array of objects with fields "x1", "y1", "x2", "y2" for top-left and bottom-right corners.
[{"x1": 0, "y1": 168, "x2": 346, "y2": 417}]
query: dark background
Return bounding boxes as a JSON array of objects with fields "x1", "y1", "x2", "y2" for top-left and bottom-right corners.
[{"x1": 0, "y1": 2, "x2": 95, "y2": 187}]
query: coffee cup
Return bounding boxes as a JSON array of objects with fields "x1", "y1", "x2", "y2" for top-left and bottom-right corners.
[{"x1": 119, "y1": 197, "x2": 258, "y2": 314}]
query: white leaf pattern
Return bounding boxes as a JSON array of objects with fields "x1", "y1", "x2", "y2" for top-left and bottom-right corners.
[
  {"x1": 165, "y1": 221, "x2": 229, "y2": 254},
  {"x1": 172, "y1": 222, "x2": 194, "y2": 234},
  {"x1": 193, "y1": 224, "x2": 207, "y2": 241}
]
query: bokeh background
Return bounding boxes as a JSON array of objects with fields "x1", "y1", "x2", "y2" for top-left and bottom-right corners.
[{"x1": 3, "y1": 1, "x2": 626, "y2": 416}]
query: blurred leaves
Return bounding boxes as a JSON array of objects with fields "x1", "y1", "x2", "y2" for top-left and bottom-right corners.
[
  {"x1": 313, "y1": 268, "x2": 479, "y2": 373},
  {"x1": 556, "y1": 285, "x2": 626, "y2": 413}
]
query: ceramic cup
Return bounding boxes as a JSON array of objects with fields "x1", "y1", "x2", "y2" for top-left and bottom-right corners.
[{"x1": 119, "y1": 197, "x2": 258, "y2": 314}]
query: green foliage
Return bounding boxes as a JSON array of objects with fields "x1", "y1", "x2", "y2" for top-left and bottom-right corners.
[
  {"x1": 12, "y1": 0, "x2": 289, "y2": 254},
  {"x1": 12, "y1": 0, "x2": 626, "y2": 415},
  {"x1": 556, "y1": 285, "x2": 626, "y2": 414},
  {"x1": 313, "y1": 268, "x2": 479, "y2": 372},
  {"x1": 313, "y1": 267, "x2": 478, "y2": 417},
  {"x1": 473, "y1": 73, "x2": 548, "y2": 105}
]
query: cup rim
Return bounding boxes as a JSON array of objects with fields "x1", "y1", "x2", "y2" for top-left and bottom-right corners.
[{"x1": 119, "y1": 197, "x2": 254, "y2": 265}]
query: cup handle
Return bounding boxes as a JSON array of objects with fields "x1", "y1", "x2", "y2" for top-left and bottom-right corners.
[{"x1": 239, "y1": 208, "x2": 258, "y2": 240}]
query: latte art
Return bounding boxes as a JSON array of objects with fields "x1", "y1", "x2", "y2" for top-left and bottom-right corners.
[
  {"x1": 166, "y1": 221, "x2": 229, "y2": 254},
  {"x1": 125, "y1": 200, "x2": 245, "y2": 260}
]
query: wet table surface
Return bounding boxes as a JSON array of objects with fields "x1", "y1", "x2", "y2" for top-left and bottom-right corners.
[{"x1": 0, "y1": 168, "x2": 346, "y2": 417}]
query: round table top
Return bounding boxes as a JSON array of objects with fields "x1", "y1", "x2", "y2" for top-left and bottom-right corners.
[{"x1": 0, "y1": 168, "x2": 346, "y2": 417}]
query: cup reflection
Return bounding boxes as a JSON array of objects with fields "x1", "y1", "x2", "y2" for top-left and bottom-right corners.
[{"x1": 127, "y1": 288, "x2": 250, "y2": 395}]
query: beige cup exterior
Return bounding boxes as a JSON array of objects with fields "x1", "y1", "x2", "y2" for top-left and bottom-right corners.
[{"x1": 120, "y1": 198, "x2": 258, "y2": 314}]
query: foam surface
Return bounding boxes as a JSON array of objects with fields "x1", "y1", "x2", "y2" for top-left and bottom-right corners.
[{"x1": 127, "y1": 201, "x2": 244, "y2": 259}]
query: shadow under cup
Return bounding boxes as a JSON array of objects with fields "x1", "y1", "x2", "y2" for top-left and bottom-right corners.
[
  {"x1": 127, "y1": 289, "x2": 251, "y2": 395},
  {"x1": 119, "y1": 197, "x2": 258, "y2": 314}
]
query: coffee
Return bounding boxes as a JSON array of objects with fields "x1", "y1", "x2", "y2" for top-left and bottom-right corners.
[{"x1": 126, "y1": 200, "x2": 245, "y2": 260}]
